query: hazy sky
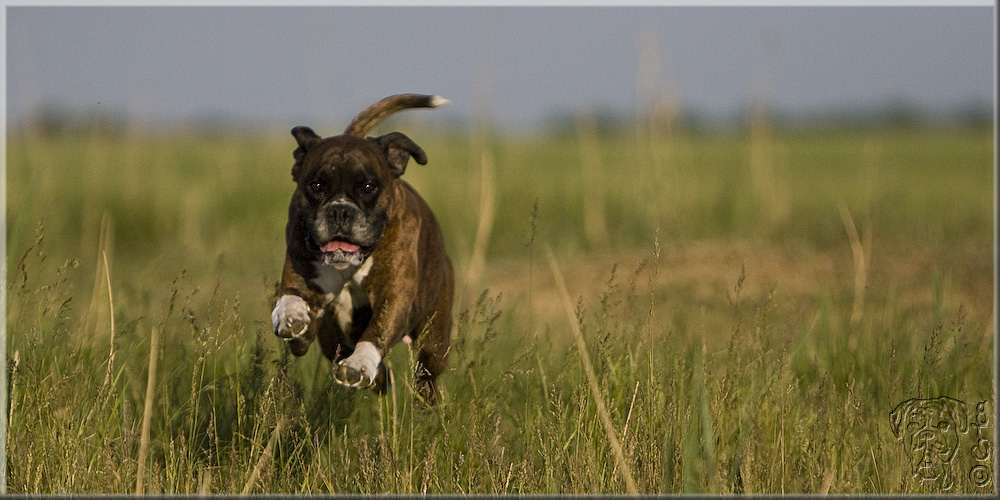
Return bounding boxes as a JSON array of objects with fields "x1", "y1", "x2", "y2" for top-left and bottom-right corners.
[{"x1": 4, "y1": 2, "x2": 995, "y2": 131}]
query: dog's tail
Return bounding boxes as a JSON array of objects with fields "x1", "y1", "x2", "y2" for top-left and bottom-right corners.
[{"x1": 343, "y1": 94, "x2": 449, "y2": 137}]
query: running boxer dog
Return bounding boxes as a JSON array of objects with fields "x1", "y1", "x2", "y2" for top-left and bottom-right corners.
[{"x1": 271, "y1": 94, "x2": 453, "y2": 404}]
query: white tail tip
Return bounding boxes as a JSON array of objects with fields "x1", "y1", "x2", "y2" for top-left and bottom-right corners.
[{"x1": 429, "y1": 96, "x2": 450, "y2": 107}]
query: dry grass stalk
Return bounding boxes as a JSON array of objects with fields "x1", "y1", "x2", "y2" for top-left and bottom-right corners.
[
  {"x1": 838, "y1": 201, "x2": 870, "y2": 327},
  {"x1": 464, "y1": 150, "x2": 496, "y2": 296},
  {"x1": 241, "y1": 416, "x2": 288, "y2": 495},
  {"x1": 101, "y1": 250, "x2": 116, "y2": 387},
  {"x1": 612, "y1": 380, "x2": 641, "y2": 481},
  {"x1": 546, "y1": 246, "x2": 640, "y2": 494},
  {"x1": 136, "y1": 326, "x2": 160, "y2": 495},
  {"x1": 197, "y1": 466, "x2": 211, "y2": 495},
  {"x1": 5, "y1": 350, "x2": 18, "y2": 436},
  {"x1": 84, "y1": 212, "x2": 114, "y2": 340},
  {"x1": 2, "y1": 350, "x2": 19, "y2": 493},
  {"x1": 819, "y1": 468, "x2": 835, "y2": 494}
]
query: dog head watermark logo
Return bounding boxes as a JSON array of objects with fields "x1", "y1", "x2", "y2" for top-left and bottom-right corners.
[
  {"x1": 889, "y1": 397, "x2": 968, "y2": 488},
  {"x1": 890, "y1": 396, "x2": 993, "y2": 491}
]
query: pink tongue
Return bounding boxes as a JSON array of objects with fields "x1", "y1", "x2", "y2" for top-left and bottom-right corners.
[{"x1": 322, "y1": 240, "x2": 360, "y2": 253}]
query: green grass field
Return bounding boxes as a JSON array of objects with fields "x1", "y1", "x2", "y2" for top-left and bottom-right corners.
[{"x1": 4, "y1": 118, "x2": 995, "y2": 493}]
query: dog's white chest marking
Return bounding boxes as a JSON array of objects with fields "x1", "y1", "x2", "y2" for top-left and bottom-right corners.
[{"x1": 327, "y1": 256, "x2": 373, "y2": 333}]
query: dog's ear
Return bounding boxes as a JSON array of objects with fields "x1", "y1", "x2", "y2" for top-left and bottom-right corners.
[
  {"x1": 290, "y1": 126, "x2": 321, "y2": 182},
  {"x1": 889, "y1": 400, "x2": 914, "y2": 440},
  {"x1": 938, "y1": 397, "x2": 969, "y2": 433},
  {"x1": 374, "y1": 132, "x2": 427, "y2": 177}
]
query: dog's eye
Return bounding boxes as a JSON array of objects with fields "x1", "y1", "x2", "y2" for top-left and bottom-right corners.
[
  {"x1": 360, "y1": 181, "x2": 379, "y2": 195},
  {"x1": 309, "y1": 181, "x2": 324, "y2": 194}
]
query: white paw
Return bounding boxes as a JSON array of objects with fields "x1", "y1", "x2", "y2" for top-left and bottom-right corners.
[
  {"x1": 271, "y1": 295, "x2": 311, "y2": 339},
  {"x1": 334, "y1": 341, "x2": 381, "y2": 387}
]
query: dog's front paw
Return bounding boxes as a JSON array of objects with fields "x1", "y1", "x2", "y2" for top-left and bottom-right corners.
[
  {"x1": 334, "y1": 341, "x2": 381, "y2": 388},
  {"x1": 272, "y1": 295, "x2": 312, "y2": 355},
  {"x1": 272, "y1": 295, "x2": 311, "y2": 337}
]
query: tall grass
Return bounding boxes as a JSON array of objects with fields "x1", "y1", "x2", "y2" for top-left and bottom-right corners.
[{"x1": 4, "y1": 119, "x2": 995, "y2": 493}]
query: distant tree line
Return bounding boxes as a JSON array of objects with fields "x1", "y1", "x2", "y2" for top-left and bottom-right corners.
[{"x1": 11, "y1": 99, "x2": 994, "y2": 137}]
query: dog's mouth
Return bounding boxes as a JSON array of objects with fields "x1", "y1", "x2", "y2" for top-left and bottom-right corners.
[
  {"x1": 321, "y1": 240, "x2": 361, "y2": 254},
  {"x1": 313, "y1": 238, "x2": 367, "y2": 270}
]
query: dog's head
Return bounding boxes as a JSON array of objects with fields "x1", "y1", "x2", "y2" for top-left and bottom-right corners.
[
  {"x1": 889, "y1": 396, "x2": 968, "y2": 482},
  {"x1": 287, "y1": 126, "x2": 426, "y2": 270}
]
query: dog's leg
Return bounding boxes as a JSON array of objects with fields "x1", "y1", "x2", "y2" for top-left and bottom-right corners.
[
  {"x1": 372, "y1": 362, "x2": 389, "y2": 394},
  {"x1": 414, "y1": 270, "x2": 453, "y2": 405},
  {"x1": 333, "y1": 222, "x2": 416, "y2": 389},
  {"x1": 334, "y1": 341, "x2": 382, "y2": 387},
  {"x1": 271, "y1": 294, "x2": 314, "y2": 356},
  {"x1": 274, "y1": 255, "x2": 328, "y2": 356},
  {"x1": 415, "y1": 314, "x2": 451, "y2": 405}
]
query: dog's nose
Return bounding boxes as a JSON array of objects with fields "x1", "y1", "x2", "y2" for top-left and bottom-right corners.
[{"x1": 326, "y1": 201, "x2": 358, "y2": 227}]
